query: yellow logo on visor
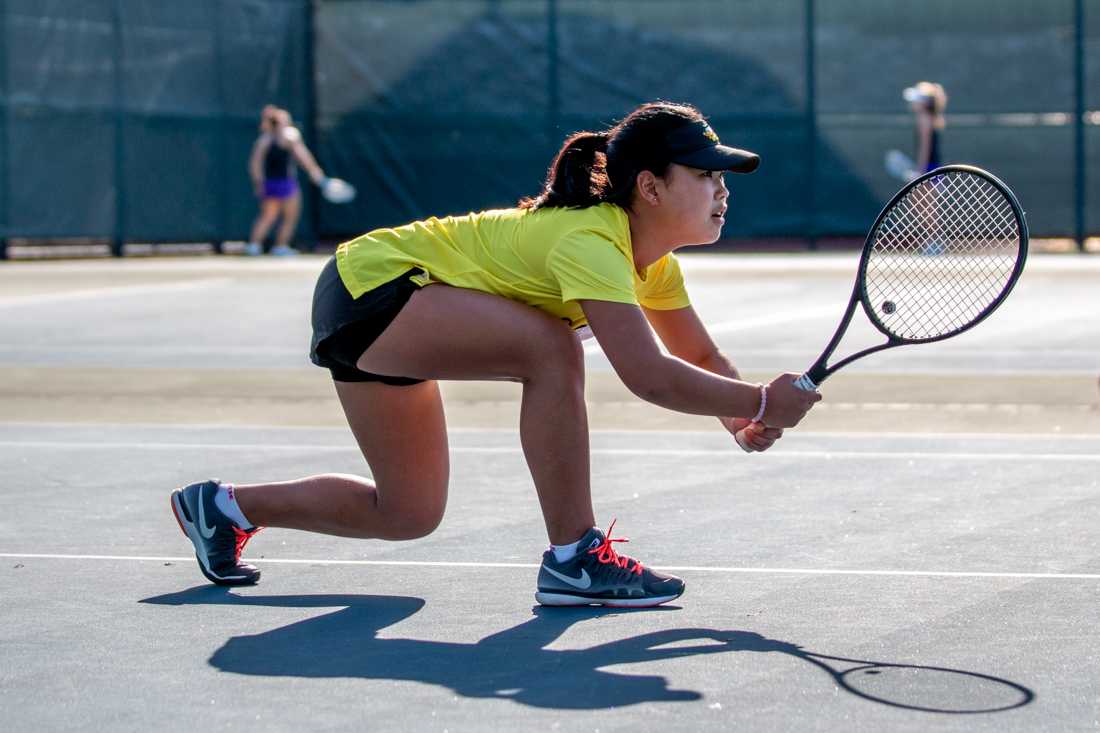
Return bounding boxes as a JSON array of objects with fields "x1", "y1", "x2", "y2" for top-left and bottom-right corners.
[{"x1": 703, "y1": 125, "x2": 720, "y2": 143}]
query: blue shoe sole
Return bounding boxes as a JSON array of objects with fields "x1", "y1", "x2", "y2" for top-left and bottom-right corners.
[{"x1": 534, "y1": 590, "x2": 683, "y2": 608}]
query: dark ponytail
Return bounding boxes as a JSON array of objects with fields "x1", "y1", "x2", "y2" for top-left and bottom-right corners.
[
  {"x1": 519, "y1": 131, "x2": 609, "y2": 210},
  {"x1": 519, "y1": 101, "x2": 708, "y2": 211}
]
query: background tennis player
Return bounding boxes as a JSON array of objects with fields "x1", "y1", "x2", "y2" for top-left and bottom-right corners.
[{"x1": 246, "y1": 105, "x2": 329, "y2": 256}]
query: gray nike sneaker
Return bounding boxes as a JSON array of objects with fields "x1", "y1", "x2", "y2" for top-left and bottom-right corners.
[
  {"x1": 535, "y1": 521, "x2": 685, "y2": 607},
  {"x1": 170, "y1": 479, "x2": 261, "y2": 586}
]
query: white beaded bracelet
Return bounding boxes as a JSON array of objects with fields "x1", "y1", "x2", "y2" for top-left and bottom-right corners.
[{"x1": 751, "y1": 384, "x2": 768, "y2": 423}]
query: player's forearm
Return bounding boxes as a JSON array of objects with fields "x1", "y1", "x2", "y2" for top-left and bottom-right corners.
[
  {"x1": 294, "y1": 145, "x2": 325, "y2": 183},
  {"x1": 694, "y1": 349, "x2": 740, "y2": 381},
  {"x1": 304, "y1": 163, "x2": 325, "y2": 184},
  {"x1": 621, "y1": 354, "x2": 760, "y2": 418}
]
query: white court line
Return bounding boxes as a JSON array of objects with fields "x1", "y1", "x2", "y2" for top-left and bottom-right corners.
[
  {"x1": 721, "y1": 347, "x2": 1100, "y2": 360},
  {"x1": 1, "y1": 440, "x2": 1098, "y2": 461},
  {"x1": 582, "y1": 305, "x2": 836, "y2": 355},
  {"x1": 4, "y1": 421, "x2": 1099, "y2": 441},
  {"x1": 701, "y1": 307, "x2": 837, "y2": 336},
  {"x1": 1, "y1": 553, "x2": 1098, "y2": 580},
  {"x1": 676, "y1": 252, "x2": 1100, "y2": 274},
  {"x1": 0, "y1": 278, "x2": 233, "y2": 307},
  {"x1": 0, "y1": 344, "x2": 303, "y2": 356}
]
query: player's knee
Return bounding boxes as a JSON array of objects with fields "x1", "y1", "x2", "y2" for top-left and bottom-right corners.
[
  {"x1": 386, "y1": 504, "x2": 445, "y2": 540},
  {"x1": 527, "y1": 318, "x2": 584, "y2": 384},
  {"x1": 375, "y1": 482, "x2": 447, "y2": 540}
]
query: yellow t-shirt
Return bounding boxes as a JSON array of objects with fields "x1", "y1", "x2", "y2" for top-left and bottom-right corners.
[{"x1": 335, "y1": 203, "x2": 690, "y2": 328}]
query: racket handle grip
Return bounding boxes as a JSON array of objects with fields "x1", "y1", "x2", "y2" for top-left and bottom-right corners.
[{"x1": 794, "y1": 373, "x2": 818, "y2": 392}]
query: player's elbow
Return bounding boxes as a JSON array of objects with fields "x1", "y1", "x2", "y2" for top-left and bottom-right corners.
[
  {"x1": 616, "y1": 362, "x2": 673, "y2": 406},
  {"x1": 625, "y1": 378, "x2": 668, "y2": 406}
]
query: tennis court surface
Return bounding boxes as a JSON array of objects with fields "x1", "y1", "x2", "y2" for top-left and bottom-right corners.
[{"x1": 1, "y1": 253, "x2": 1098, "y2": 730}]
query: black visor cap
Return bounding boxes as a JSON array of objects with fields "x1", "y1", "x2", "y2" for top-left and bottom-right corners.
[{"x1": 665, "y1": 121, "x2": 760, "y2": 173}]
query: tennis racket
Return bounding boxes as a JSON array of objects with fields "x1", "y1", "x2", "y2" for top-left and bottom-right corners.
[
  {"x1": 796, "y1": 164, "x2": 1027, "y2": 392},
  {"x1": 320, "y1": 177, "x2": 357, "y2": 204},
  {"x1": 884, "y1": 149, "x2": 917, "y2": 181}
]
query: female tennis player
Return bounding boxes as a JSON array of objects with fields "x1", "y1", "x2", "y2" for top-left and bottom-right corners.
[
  {"x1": 173, "y1": 101, "x2": 821, "y2": 607},
  {"x1": 904, "y1": 81, "x2": 948, "y2": 173},
  {"x1": 246, "y1": 105, "x2": 328, "y2": 256}
]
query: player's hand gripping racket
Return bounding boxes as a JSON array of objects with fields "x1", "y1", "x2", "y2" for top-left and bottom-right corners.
[{"x1": 796, "y1": 164, "x2": 1028, "y2": 392}]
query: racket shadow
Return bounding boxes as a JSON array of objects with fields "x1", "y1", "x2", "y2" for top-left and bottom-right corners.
[
  {"x1": 794, "y1": 650, "x2": 1034, "y2": 714},
  {"x1": 141, "y1": 588, "x2": 1034, "y2": 713}
]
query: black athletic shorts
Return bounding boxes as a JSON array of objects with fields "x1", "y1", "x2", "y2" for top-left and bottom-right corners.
[{"x1": 309, "y1": 257, "x2": 424, "y2": 385}]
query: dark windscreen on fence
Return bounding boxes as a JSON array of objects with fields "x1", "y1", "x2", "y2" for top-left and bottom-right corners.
[
  {"x1": 0, "y1": 0, "x2": 310, "y2": 247},
  {"x1": 1, "y1": 0, "x2": 1097, "y2": 252},
  {"x1": 315, "y1": 0, "x2": 1098, "y2": 242}
]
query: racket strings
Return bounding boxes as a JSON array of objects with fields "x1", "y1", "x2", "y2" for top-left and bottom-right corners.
[
  {"x1": 892, "y1": 186, "x2": 1012, "y2": 330},
  {"x1": 864, "y1": 171, "x2": 1021, "y2": 340}
]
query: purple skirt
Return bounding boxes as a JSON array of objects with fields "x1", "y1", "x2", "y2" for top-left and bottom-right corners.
[{"x1": 263, "y1": 177, "x2": 298, "y2": 199}]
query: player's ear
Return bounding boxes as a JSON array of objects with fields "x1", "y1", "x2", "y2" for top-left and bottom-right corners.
[{"x1": 635, "y1": 170, "x2": 661, "y2": 206}]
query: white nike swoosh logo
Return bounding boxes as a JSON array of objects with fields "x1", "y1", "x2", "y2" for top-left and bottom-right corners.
[
  {"x1": 544, "y1": 566, "x2": 592, "y2": 589},
  {"x1": 197, "y1": 486, "x2": 217, "y2": 539}
]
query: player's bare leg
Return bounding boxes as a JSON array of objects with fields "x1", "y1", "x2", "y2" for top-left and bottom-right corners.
[
  {"x1": 249, "y1": 199, "x2": 280, "y2": 247},
  {"x1": 273, "y1": 192, "x2": 301, "y2": 250},
  {"x1": 235, "y1": 284, "x2": 593, "y2": 545},
  {"x1": 234, "y1": 379, "x2": 449, "y2": 540}
]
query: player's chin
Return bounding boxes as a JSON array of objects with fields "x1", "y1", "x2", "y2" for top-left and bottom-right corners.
[
  {"x1": 684, "y1": 223, "x2": 724, "y2": 247},
  {"x1": 705, "y1": 215, "x2": 725, "y2": 241}
]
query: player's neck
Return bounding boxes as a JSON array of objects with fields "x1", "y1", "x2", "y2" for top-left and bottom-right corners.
[{"x1": 627, "y1": 211, "x2": 676, "y2": 273}]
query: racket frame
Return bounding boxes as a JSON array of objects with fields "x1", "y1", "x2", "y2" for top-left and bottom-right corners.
[{"x1": 797, "y1": 165, "x2": 1029, "y2": 391}]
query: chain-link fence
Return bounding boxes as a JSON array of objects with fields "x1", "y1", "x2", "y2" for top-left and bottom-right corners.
[
  {"x1": 0, "y1": 0, "x2": 312, "y2": 256},
  {"x1": 2, "y1": 0, "x2": 1097, "y2": 256},
  {"x1": 316, "y1": 0, "x2": 1099, "y2": 248}
]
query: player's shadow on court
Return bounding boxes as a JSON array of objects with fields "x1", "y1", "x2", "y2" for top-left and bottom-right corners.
[{"x1": 141, "y1": 587, "x2": 1033, "y2": 713}]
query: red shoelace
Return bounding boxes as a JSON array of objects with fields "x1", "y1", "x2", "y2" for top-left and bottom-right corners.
[
  {"x1": 233, "y1": 526, "x2": 262, "y2": 560},
  {"x1": 587, "y1": 519, "x2": 644, "y2": 576}
]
